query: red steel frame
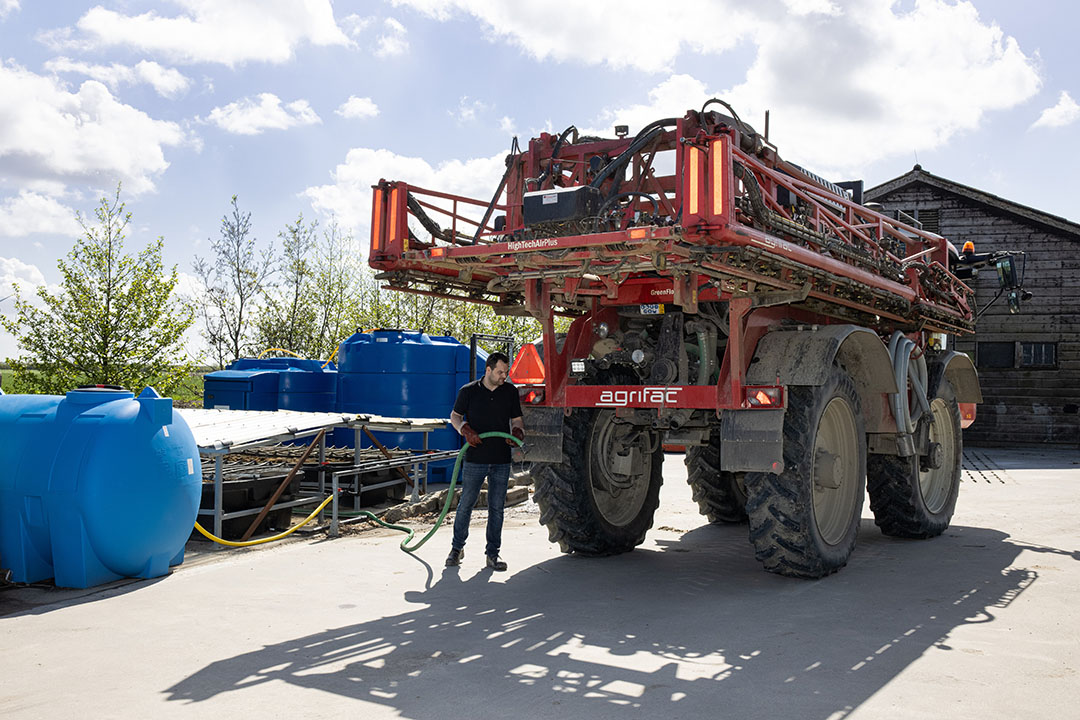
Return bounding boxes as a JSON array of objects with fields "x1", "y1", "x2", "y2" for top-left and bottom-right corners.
[{"x1": 368, "y1": 111, "x2": 974, "y2": 413}]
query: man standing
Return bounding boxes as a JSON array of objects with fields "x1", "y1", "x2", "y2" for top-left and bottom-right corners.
[{"x1": 446, "y1": 352, "x2": 524, "y2": 571}]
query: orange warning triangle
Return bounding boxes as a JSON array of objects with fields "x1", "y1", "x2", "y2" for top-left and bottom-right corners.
[{"x1": 510, "y1": 343, "x2": 545, "y2": 384}]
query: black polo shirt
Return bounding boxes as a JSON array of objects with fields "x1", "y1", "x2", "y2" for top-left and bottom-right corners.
[{"x1": 453, "y1": 378, "x2": 523, "y2": 464}]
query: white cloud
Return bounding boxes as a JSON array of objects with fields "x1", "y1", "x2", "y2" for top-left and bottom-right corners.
[
  {"x1": 391, "y1": 0, "x2": 754, "y2": 72},
  {"x1": 50, "y1": 0, "x2": 348, "y2": 67},
  {"x1": 0, "y1": 256, "x2": 46, "y2": 294},
  {"x1": 341, "y1": 13, "x2": 374, "y2": 39},
  {"x1": 336, "y1": 95, "x2": 379, "y2": 119},
  {"x1": 206, "y1": 93, "x2": 321, "y2": 135},
  {"x1": 585, "y1": 74, "x2": 709, "y2": 137},
  {"x1": 1031, "y1": 91, "x2": 1080, "y2": 130},
  {"x1": 375, "y1": 17, "x2": 409, "y2": 57},
  {"x1": 0, "y1": 192, "x2": 80, "y2": 238},
  {"x1": 44, "y1": 57, "x2": 192, "y2": 99},
  {"x1": 782, "y1": 0, "x2": 840, "y2": 16},
  {"x1": 724, "y1": 1, "x2": 1042, "y2": 175},
  {"x1": 0, "y1": 0, "x2": 19, "y2": 20},
  {"x1": 574, "y1": 2, "x2": 1041, "y2": 177},
  {"x1": 451, "y1": 96, "x2": 488, "y2": 124},
  {"x1": 499, "y1": 116, "x2": 516, "y2": 135},
  {"x1": 303, "y1": 147, "x2": 505, "y2": 239},
  {"x1": 134, "y1": 61, "x2": 192, "y2": 98},
  {"x1": 0, "y1": 62, "x2": 187, "y2": 194}
]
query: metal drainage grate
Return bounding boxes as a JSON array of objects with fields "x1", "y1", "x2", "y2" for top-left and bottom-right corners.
[{"x1": 962, "y1": 448, "x2": 1012, "y2": 484}]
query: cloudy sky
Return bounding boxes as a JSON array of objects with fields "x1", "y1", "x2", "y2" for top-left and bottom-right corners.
[{"x1": 1, "y1": 0, "x2": 1076, "y2": 360}]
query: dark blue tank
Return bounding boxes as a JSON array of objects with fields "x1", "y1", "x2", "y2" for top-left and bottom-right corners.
[
  {"x1": 333, "y1": 330, "x2": 485, "y2": 481},
  {"x1": 203, "y1": 357, "x2": 337, "y2": 412}
]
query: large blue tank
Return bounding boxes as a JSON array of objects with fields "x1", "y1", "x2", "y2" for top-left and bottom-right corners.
[
  {"x1": 334, "y1": 330, "x2": 486, "y2": 481},
  {"x1": 203, "y1": 358, "x2": 337, "y2": 412},
  {"x1": 0, "y1": 387, "x2": 202, "y2": 588}
]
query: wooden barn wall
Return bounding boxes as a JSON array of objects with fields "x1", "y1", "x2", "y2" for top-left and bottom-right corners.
[{"x1": 874, "y1": 184, "x2": 1080, "y2": 447}]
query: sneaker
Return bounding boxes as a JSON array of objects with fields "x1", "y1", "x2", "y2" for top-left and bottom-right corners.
[
  {"x1": 445, "y1": 548, "x2": 464, "y2": 567},
  {"x1": 485, "y1": 555, "x2": 508, "y2": 572}
]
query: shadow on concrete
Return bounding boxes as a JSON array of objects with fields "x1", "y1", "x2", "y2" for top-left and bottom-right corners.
[
  {"x1": 163, "y1": 519, "x2": 1074, "y2": 720},
  {"x1": 965, "y1": 445, "x2": 1080, "y2": 471},
  {"x1": 0, "y1": 575, "x2": 167, "y2": 618}
]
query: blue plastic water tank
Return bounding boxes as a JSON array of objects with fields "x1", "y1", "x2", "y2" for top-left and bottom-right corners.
[
  {"x1": 203, "y1": 358, "x2": 337, "y2": 412},
  {"x1": 0, "y1": 387, "x2": 202, "y2": 588},
  {"x1": 334, "y1": 330, "x2": 486, "y2": 481}
]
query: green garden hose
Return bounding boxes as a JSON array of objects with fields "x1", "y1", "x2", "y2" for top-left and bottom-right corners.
[{"x1": 358, "y1": 431, "x2": 522, "y2": 553}]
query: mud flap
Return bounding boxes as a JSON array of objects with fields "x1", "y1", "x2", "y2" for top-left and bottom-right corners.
[
  {"x1": 719, "y1": 408, "x2": 785, "y2": 474},
  {"x1": 516, "y1": 406, "x2": 565, "y2": 463}
]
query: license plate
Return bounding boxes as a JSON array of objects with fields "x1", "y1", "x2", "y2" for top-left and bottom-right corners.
[{"x1": 640, "y1": 303, "x2": 665, "y2": 315}]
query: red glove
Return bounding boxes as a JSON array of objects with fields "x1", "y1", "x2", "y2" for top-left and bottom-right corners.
[
  {"x1": 507, "y1": 426, "x2": 525, "y2": 446},
  {"x1": 461, "y1": 423, "x2": 482, "y2": 447}
]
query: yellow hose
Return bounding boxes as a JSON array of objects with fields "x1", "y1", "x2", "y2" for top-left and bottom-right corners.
[
  {"x1": 320, "y1": 344, "x2": 340, "y2": 369},
  {"x1": 193, "y1": 494, "x2": 335, "y2": 547},
  {"x1": 257, "y1": 347, "x2": 305, "y2": 359},
  {"x1": 322, "y1": 329, "x2": 373, "y2": 368}
]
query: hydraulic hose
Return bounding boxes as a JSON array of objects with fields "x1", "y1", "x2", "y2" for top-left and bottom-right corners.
[
  {"x1": 589, "y1": 120, "x2": 676, "y2": 190},
  {"x1": 192, "y1": 432, "x2": 522, "y2": 552},
  {"x1": 529, "y1": 125, "x2": 576, "y2": 191}
]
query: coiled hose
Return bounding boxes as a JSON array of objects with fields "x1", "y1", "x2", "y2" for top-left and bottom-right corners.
[
  {"x1": 193, "y1": 431, "x2": 522, "y2": 552},
  {"x1": 887, "y1": 331, "x2": 931, "y2": 435}
]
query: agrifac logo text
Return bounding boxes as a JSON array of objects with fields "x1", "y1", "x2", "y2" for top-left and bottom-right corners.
[{"x1": 596, "y1": 387, "x2": 680, "y2": 407}]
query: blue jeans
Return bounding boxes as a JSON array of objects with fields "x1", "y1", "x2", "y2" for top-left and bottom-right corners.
[{"x1": 451, "y1": 462, "x2": 510, "y2": 558}]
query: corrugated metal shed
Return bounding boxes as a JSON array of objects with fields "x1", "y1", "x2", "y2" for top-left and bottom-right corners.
[{"x1": 177, "y1": 408, "x2": 448, "y2": 452}]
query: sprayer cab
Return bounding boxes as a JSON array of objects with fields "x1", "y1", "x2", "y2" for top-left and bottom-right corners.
[{"x1": 952, "y1": 241, "x2": 1032, "y2": 314}]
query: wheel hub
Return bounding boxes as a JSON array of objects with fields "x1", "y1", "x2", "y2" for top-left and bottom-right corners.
[
  {"x1": 590, "y1": 411, "x2": 655, "y2": 527},
  {"x1": 814, "y1": 449, "x2": 844, "y2": 489},
  {"x1": 812, "y1": 396, "x2": 861, "y2": 547},
  {"x1": 921, "y1": 441, "x2": 944, "y2": 471}
]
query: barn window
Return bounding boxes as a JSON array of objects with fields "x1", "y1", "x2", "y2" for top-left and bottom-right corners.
[
  {"x1": 894, "y1": 208, "x2": 920, "y2": 228},
  {"x1": 1020, "y1": 342, "x2": 1056, "y2": 369},
  {"x1": 976, "y1": 341, "x2": 1057, "y2": 370},
  {"x1": 976, "y1": 341, "x2": 1015, "y2": 369},
  {"x1": 918, "y1": 208, "x2": 940, "y2": 234}
]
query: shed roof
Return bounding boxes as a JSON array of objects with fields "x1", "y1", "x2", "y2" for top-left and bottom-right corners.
[{"x1": 864, "y1": 165, "x2": 1080, "y2": 238}]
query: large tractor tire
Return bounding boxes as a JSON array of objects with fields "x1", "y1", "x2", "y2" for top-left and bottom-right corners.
[
  {"x1": 685, "y1": 430, "x2": 747, "y2": 523},
  {"x1": 745, "y1": 366, "x2": 866, "y2": 578},
  {"x1": 868, "y1": 378, "x2": 962, "y2": 538},
  {"x1": 534, "y1": 408, "x2": 663, "y2": 555}
]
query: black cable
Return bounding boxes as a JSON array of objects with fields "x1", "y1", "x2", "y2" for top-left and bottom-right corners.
[
  {"x1": 407, "y1": 193, "x2": 466, "y2": 244},
  {"x1": 598, "y1": 191, "x2": 660, "y2": 218},
  {"x1": 473, "y1": 136, "x2": 520, "y2": 243},
  {"x1": 700, "y1": 98, "x2": 753, "y2": 135},
  {"x1": 529, "y1": 125, "x2": 576, "y2": 191},
  {"x1": 588, "y1": 119, "x2": 677, "y2": 190}
]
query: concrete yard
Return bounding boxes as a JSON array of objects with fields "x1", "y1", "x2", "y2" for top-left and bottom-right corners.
[{"x1": 3, "y1": 446, "x2": 1079, "y2": 719}]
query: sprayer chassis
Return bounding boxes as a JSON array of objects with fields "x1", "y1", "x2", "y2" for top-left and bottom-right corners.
[{"x1": 368, "y1": 108, "x2": 982, "y2": 577}]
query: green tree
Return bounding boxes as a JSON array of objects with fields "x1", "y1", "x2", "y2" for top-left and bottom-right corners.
[
  {"x1": 254, "y1": 213, "x2": 319, "y2": 356},
  {"x1": 1, "y1": 185, "x2": 195, "y2": 396},
  {"x1": 192, "y1": 196, "x2": 274, "y2": 367},
  {"x1": 308, "y1": 220, "x2": 364, "y2": 359}
]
